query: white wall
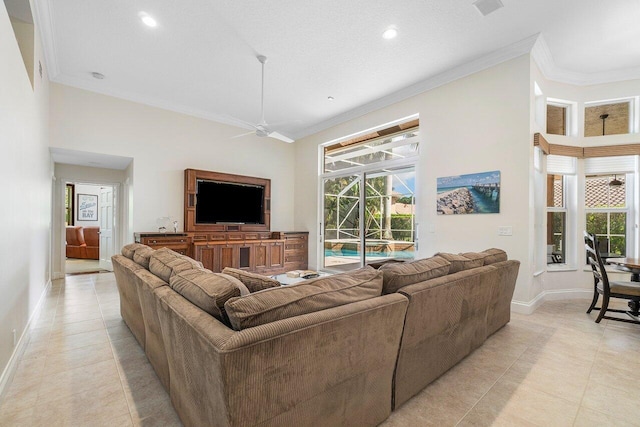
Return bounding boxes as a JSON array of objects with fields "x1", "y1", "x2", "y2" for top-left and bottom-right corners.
[
  {"x1": 49, "y1": 84, "x2": 297, "y2": 235},
  {"x1": 0, "y1": 3, "x2": 51, "y2": 381},
  {"x1": 295, "y1": 55, "x2": 533, "y2": 303}
]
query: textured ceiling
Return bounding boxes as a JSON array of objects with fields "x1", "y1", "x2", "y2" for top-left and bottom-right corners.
[{"x1": 34, "y1": 0, "x2": 640, "y2": 142}]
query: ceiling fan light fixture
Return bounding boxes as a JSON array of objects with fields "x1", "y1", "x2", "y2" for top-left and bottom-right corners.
[{"x1": 609, "y1": 175, "x2": 623, "y2": 186}]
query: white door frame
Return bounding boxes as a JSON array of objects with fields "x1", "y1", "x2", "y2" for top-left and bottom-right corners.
[{"x1": 55, "y1": 178, "x2": 123, "y2": 277}]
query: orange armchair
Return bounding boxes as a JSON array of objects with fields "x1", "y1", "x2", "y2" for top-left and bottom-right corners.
[
  {"x1": 66, "y1": 226, "x2": 87, "y2": 259},
  {"x1": 83, "y1": 227, "x2": 100, "y2": 260}
]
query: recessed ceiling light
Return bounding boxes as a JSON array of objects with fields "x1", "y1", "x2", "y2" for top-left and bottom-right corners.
[
  {"x1": 138, "y1": 12, "x2": 157, "y2": 27},
  {"x1": 473, "y1": 0, "x2": 504, "y2": 16},
  {"x1": 91, "y1": 72, "x2": 105, "y2": 79},
  {"x1": 327, "y1": 96, "x2": 335, "y2": 101},
  {"x1": 382, "y1": 27, "x2": 398, "y2": 40}
]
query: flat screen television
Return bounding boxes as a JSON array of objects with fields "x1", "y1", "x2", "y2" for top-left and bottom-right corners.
[{"x1": 195, "y1": 179, "x2": 265, "y2": 224}]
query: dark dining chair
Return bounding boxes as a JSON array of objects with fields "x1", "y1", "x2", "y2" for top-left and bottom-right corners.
[{"x1": 584, "y1": 231, "x2": 640, "y2": 324}]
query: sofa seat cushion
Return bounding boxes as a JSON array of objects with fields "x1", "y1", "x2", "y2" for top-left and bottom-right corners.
[
  {"x1": 379, "y1": 256, "x2": 450, "y2": 294},
  {"x1": 221, "y1": 267, "x2": 281, "y2": 293},
  {"x1": 133, "y1": 246, "x2": 154, "y2": 269},
  {"x1": 169, "y1": 269, "x2": 249, "y2": 322},
  {"x1": 149, "y1": 248, "x2": 203, "y2": 282},
  {"x1": 122, "y1": 243, "x2": 147, "y2": 259},
  {"x1": 435, "y1": 252, "x2": 484, "y2": 274},
  {"x1": 224, "y1": 267, "x2": 383, "y2": 330}
]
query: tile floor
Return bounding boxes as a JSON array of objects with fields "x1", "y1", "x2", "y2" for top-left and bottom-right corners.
[{"x1": 0, "y1": 272, "x2": 639, "y2": 426}]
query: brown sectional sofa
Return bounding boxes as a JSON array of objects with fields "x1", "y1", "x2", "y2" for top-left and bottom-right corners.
[{"x1": 112, "y1": 245, "x2": 519, "y2": 426}]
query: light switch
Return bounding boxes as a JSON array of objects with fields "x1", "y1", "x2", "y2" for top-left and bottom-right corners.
[{"x1": 498, "y1": 226, "x2": 512, "y2": 236}]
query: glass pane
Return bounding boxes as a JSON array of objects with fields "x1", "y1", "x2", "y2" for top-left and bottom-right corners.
[
  {"x1": 323, "y1": 175, "x2": 361, "y2": 270},
  {"x1": 364, "y1": 167, "x2": 416, "y2": 265},
  {"x1": 585, "y1": 175, "x2": 626, "y2": 208},
  {"x1": 586, "y1": 213, "x2": 607, "y2": 235},
  {"x1": 547, "y1": 175, "x2": 563, "y2": 207},
  {"x1": 324, "y1": 130, "x2": 418, "y2": 173},
  {"x1": 547, "y1": 212, "x2": 565, "y2": 264},
  {"x1": 610, "y1": 212, "x2": 626, "y2": 235},
  {"x1": 609, "y1": 235, "x2": 626, "y2": 256}
]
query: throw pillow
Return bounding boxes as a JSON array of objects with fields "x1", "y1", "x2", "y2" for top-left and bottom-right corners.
[
  {"x1": 481, "y1": 248, "x2": 508, "y2": 265},
  {"x1": 169, "y1": 269, "x2": 249, "y2": 322},
  {"x1": 224, "y1": 267, "x2": 382, "y2": 331},
  {"x1": 149, "y1": 247, "x2": 203, "y2": 283},
  {"x1": 435, "y1": 252, "x2": 483, "y2": 274},
  {"x1": 122, "y1": 243, "x2": 147, "y2": 259},
  {"x1": 221, "y1": 267, "x2": 281, "y2": 293},
  {"x1": 132, "y1": 246, "x2": 154, "y2": 269},
  {"x1": 379, "y1": 256, "x2": 450, "y2": 294}
]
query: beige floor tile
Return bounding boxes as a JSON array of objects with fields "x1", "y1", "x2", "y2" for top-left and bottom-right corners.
[
  {"x1": 46, "y1": 328, "x2": 110, "y2": 354},
  {"x1": 49, "y1": 318, "x2": 106, "y2": 339},
  {"x1": 459, "y1": 376, "x2": 580, "y2": 426},
  {"x1": 573, "y1": 406, "x2": 640, "y2": 427},
  {"x1": 44, "y1": 341, "x2": 114, "y2": 375},
  {"x1": 38, "y1": 359, "x2": 122, "y2": 404},
  {"x1": 581, "y1": 381, "x2": 640, "y2": 419}
]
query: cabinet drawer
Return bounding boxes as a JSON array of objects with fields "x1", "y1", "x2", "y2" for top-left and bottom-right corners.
[
  {"x1": 144, "y1": 237, "x2": 189, "y2": 245},
  {"x1": 285, "y1": 242, "x2": 307, "y2": 251},
  {"x1": 284, "y1": 234, "x2": 308, "y2": 241}
]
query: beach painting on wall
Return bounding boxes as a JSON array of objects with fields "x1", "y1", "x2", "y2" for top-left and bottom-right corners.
[{"x1": 437, "y1": 170, "x2": 500, "y2": 215}]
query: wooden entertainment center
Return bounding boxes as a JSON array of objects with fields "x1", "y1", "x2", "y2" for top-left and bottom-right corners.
[{"x1": 134, "y1": 169, "x2": 308, "y2": 275}]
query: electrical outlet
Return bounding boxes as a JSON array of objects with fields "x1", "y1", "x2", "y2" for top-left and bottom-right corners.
[{"x1": 498, "y1": 226, "x2": 513, "y2": 236}]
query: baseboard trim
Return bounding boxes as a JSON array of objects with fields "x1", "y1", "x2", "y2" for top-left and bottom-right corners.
[
  {"x1": 0, "y1": 279, "x2": 52, "y2": 400},
  {"x1": 511, "y1": 288, "x2": 592, "y2": 314}
]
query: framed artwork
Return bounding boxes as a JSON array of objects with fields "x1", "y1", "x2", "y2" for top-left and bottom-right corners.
[
  {"x1": 77, "y1": 193, "x2": 98, "y2": 221},
  {"x1": 437, "y1": 170, "x2": 500, "y2": 215}
]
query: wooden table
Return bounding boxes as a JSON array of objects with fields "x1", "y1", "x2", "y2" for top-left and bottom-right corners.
[{"x1": 608, "y1": 258, "x2": 640, "y2": 282}]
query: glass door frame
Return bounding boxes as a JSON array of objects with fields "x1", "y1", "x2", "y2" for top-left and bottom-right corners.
[{"x1": 319, "y1": 157, "x2": 418, "y2": 271}]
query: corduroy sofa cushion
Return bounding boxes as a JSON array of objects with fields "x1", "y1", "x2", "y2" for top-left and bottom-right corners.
[
  {"x1": 480, "y1": 248, "x2": 508, "y2": 265},
  {"x1": 149, "y1": 248, "x2": 203, "y2": 282},
  {"x1": 133, "y1": 246, "x2": 154, "y2": 269},
  {"x1": 379, "y1": 256, "x2": 450, "y2": 294},
  {"x1": 435, "y1": 252, "x2": 483, "y2": 274},
  {"x1": 169, "y1": 269, "x2": 249, "y2": 322},
  {"x1": 221, "y1": 267, "x2": 281, "y2": 293},
  {"x1": 224, "y1": 267, "x2": 383, "y2": 330},
  {"x1": 122, "y1": 243, "x2": 147, "y2": 259}
]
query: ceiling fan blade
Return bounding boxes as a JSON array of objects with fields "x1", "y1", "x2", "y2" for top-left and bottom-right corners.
[
  {"x1": 231, "y1": 130, "x2": 256, "y2": 139},
  {"x1": 268, "y1": 131, "x2": 294, "y2": 143}
]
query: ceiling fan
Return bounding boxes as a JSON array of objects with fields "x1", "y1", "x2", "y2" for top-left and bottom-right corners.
[{"x1": 233, "y1": 55, "x2": 294, "y2": 143}]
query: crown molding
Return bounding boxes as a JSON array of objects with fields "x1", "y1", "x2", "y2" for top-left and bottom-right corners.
[
  {"x1": 531, "y1": 34, "x2": 640, "y2": 86},
  {"x1": 292, "y1": 34, "x2": 539, "y2": 140},
  {"x1": 32, "y1": 0, "x2": 60, "y2": 79}
]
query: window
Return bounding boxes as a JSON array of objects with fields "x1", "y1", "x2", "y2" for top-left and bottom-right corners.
[
  {"x1": 322, "y1": 120, "x2": 418, "y2": 270},
  {"x1": 547, "y1": 174, "x2": 566, "y2": 264},
  {"x1": 585, "y1": 175, "x2": 627, "y2": 256},
  {"x1": 584, "y1": 100, "x2": 632, "y2": 137},
  {"x1": 547, "y1": 104, "x2": 567, "y2": 136},
  {"x1": 65, "y1": 184, "x2": 74, "y2": 226}
]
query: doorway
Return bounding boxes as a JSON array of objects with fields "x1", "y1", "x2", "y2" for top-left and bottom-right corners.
[{"x1": 64, "y1": 182, "x2": 117, "y2": 275}]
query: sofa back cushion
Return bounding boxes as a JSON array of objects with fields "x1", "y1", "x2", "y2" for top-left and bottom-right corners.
[
  {"x1": 122, "y1": 243, "x2": 147, "y2": 259},
  {"x1": 169, "y1": 269, "x2": 249, "y2": 322},
  {"x1": 379, "y1": 256, "x2": 450, "y2": 294},
  {"x1": 224, "y1": 267, "x2": 383, "y2": 330},
  {"x1": 480, "y1": 248, "x2": 508, "y2": 265},
  {"x1": 221, "y1": 267, "x2": 281, "y2": 293},
  {"x1": 149, "y1": 248, "x2": 203, "y2": 282},
  {"x1": 435, "y1": 252, "x2": 483, "y2": 274},
  {"x1": 133, "y1": 246, "x2": 154, "y2": 269}
]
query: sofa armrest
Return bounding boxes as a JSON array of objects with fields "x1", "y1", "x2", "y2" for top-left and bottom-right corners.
[{"x1": 156, "y1": 288, "x2": 408, "y2": 427}]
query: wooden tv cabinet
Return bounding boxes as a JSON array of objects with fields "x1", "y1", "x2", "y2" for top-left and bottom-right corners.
[{"x1": 134, "y1": 231, "x2": 308, "y2": 275}]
